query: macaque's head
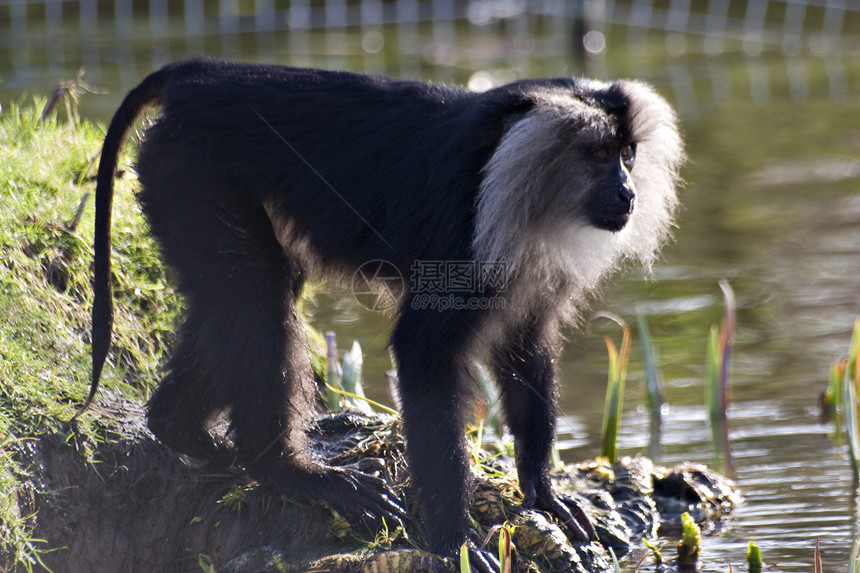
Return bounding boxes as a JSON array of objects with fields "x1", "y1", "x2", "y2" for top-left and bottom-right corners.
[{"x1": 473, "y1": 78, "x2": 683, "y2": 307}]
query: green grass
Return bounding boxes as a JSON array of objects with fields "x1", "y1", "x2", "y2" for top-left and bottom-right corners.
[{"x1": 0, "y1": 98, "x2": 182, "y2": 571}]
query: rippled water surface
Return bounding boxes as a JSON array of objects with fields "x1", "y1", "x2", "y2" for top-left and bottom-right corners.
[{"x1": 3, "y1": 21, "x2": 860, "y2": 571}]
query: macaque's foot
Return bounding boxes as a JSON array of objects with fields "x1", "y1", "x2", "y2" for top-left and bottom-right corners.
[
  {"x1": 148, "y1": 414, "x2": 235, "y2": 466},
  {"x1": 259, "y1": 461, "x2": 408, "y2": 528},
  {"x1": 525, "y1": 486, "x2": 596, "y2": 543}
]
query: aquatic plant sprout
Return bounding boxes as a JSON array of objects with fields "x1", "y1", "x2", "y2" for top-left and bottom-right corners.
[
  {"x1": 747, "y1": 541, "x2": 762, "y2": 573},
  {"x1": 705, "y1": 280, "x2": 735, "y2": 476},
  {"x1": 824, "y1": 318, "x2": 860, "y2": 480},
  {"x1": 459, "y1": 542, "x2": 471, "y2": 573},
  {"x1": 677, "y1": 511, "x2": 702, "y2": 567},
  {"x1": 637, "y1": 313, "x2": 664, "y2": 461},
  {"x1": 322, "y1": 333, "x2": 396, "y2": 415},
  {"x1": 841, "y1": 319, "x2": 860, "y2": 480},
  {"x1": 497, "y1": 525, "x2": 512, "y2": 573},
  {"x1": 593, "y1": 312, "x2": 631, "y2": 462}
]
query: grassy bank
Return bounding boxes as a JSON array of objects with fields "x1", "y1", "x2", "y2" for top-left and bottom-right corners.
[{"x1": 0, "y1": 99, "x2": 180, "y2": 571}]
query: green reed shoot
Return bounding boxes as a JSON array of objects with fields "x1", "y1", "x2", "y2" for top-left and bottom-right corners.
[
  {"x1": 676, "y1": 512, "x2": 701, "y2": 569},
  {"x1": 705, "y1": 280, "x2": 735, "y2": 475},
  {"x1": 340, "y1": 339, "x2": 373, "y2": 414},
  {"x1": 849, "y1": 533, "x2": 860, "y2": 573},
  {"x1": 642, "y1": 538, "x2": 663, "y2": 565},
  {"x1": 460, "y1": 542, "x2": 472, "y2": 573},
  {"x1": 826, "y1": 359, "x2": 846, "y2": 443},
  {"x1": 823, "y1": 318, "x2": 860, "y2": 481},
  {"x1": 498, "y1": 525, "x2": 512, "y2": 573},
  {"x1": 609, "y1": 547, "x2": 621, "y2": 573},
  {"x1": 841, "y1": 318, "x2": 860, "y2": 479},
  {"x1": 323, "y1": 331, "x2": 344, "y2": 411},
  {"x1": 321, "y1": 333, "x2": 395, "y2": 415},
  {"x1": 473, "y1": 365, "x2": 503, "y2": 443},
  {"x1": 844, "y1": 367, "x2": 860, "y2": 481},
  {"x1": 746, "y1": 541, "x2": 762, "y2": 573},
  {"x1": 637, "y1": 313, "x2": 664, "y2": 460},
  {"x1": 595, "y1": 312, "x2": 631, "y2": 462}
]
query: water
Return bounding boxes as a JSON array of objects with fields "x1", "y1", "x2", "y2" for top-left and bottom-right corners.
[{"x1": 2, "y1": 20, "x2": 859, "y2": 572}]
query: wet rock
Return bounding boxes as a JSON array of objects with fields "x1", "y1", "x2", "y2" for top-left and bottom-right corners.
[
  {"x1": 652, "y1": 462, "x2": 742, "y2": 528},
  {"x1": 512, "y1": 511, "x2": 610, "y2": 573}
]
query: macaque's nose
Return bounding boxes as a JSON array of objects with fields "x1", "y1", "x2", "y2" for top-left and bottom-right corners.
[{"x1": 619, "y1": 182, "x2": 636, "y2": 214}]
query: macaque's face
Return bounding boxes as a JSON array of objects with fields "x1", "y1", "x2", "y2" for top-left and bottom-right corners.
[
  {"x1": 581, "y1": 140, "x2": 637, "y2": 232},
  {"x1": 534, "y1": 121, "x2": 637, "y2": 235}
]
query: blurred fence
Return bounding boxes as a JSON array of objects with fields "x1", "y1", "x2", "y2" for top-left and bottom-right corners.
[
  {"x1": 610, "y1": 0, "x2": 857, "y2": 49},
  {"x1": 0, "y1": 0, "x2": 858, "y2": 106},
  {"x1": 2, "y1": 1, "x2": 858, "y2": 46}
]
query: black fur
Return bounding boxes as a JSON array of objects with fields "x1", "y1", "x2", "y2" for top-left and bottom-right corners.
[{"x1": 85, "y1": 58, "x2": 682, "y2": 559}]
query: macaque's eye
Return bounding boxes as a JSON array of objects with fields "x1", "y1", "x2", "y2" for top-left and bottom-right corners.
[
  {"x1": 621, "y1": 143, "x2": 636, "y2": 169},
  {"x1": 593, "y1": 148, "x2": 610, "y2": 162},
  {"x1": 621, "y1": 145, "x2": 634, "y2": 159}
]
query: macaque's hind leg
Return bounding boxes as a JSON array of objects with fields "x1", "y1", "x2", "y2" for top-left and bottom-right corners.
[
  {"x1": 219, "y1": 268, "x2": 408, "y2": 526},
  {"x1": 223, "y1": 293, "x2": 407, "y2": 527},
  {"x1": 140, "y1": 172, "x2": 405, "y2": 527},
  {"x1": 146, "y1": 332, "x2": 233, "y2": 464}
]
